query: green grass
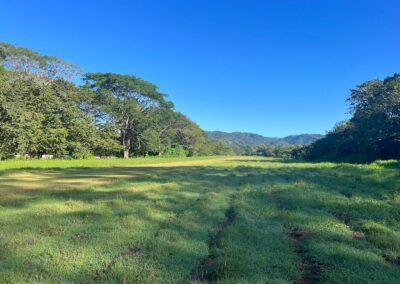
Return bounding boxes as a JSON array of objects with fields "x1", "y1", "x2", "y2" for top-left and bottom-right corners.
[
  {"x1": 0, "y1": 157, "x2": 399, "y2": 283},
  {"x1": 0, "y1": 156, "x2": 219, "y2": 171}
]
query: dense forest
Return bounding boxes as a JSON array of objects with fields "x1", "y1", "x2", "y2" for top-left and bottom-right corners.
[
  {"x1": 0, "y1": 42, "x2": 234, "y2": 159},
  {"x1": 294, "y1": 74, "x2": 400, "y2": 162}
]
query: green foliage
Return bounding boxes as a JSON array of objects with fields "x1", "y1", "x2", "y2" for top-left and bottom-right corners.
[
  {"x1": 0, "y1": 69, "x2": 109, "y2": 159},
  {"x1": 0, "y1": 42, "x2": 234, "y2": 159},
  {"x1": 162, "y1": 145, "x2": 188, "y2": 157},
  {"x1": 207, "y1": 131, "x2": 323, "y2": 148},
  {"x1": 240, "y1": 143, "x2": 299, "y2": 158},
  {"x1": 83, "y1": 72, "x2": 172, "y2": 158},
  {"x1": 299, "y1": 74, "x2": 400, "y2": 162},
  {"x1": 207, "y1": 140, "x2": 236, "y2": 156},
  {"x1": 0, "y1": 41, "x2": 81, "y2": 81}
]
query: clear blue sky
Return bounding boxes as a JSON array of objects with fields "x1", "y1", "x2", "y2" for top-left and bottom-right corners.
[{"x1": 1, "y1": 0, "x2": 399, "y2": 137}]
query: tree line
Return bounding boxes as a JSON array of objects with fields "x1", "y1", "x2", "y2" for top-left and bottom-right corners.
[
  {"x1": 0, "y1": 42, "x2": 234, "y2": 159},
  {"x1": 238, "y1": 144, "x2": 300, "y2": 159},
  {"x1": 293, "y1": 74, "x2": 400, "y2": 162},
  {"x1": 1, "y1": 42, "x2": 398, "y2": 162}
]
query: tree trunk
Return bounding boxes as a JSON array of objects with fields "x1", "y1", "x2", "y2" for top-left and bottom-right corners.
[
  {"x1": 122, "y1": 132, "x2": 130, "y2": 159},
  {"x1": 124, "y1": 146, "x2": 129, "y2": 159},
  {"x1": 158, "y1": 136, "x2": 162, "y2": 156}
]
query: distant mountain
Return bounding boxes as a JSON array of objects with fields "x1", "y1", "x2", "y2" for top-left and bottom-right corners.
[
  {"x1": 280, "y1": 134, "x2": 324, "y2": 145},
  {"x1": 206, "y1": 131, "x2": 323, "y2": 148}
]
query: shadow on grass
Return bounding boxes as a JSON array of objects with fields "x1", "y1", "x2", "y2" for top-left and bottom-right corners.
[{"x1": 0, "y1": 160, "x2": 399, "y2": 282}]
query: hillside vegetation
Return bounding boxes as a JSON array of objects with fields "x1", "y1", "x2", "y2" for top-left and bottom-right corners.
[
  {"x1": 206, "y1": 131, "x2": 322, "y2": 147},
  {"x1": 1, "y1": 157, "x2": 399, "y2": 283}
]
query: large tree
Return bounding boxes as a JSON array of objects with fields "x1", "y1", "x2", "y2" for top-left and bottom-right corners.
[
  {"x1": 301, "y1": 74, "x2": 400, "y2": 162},
  {"x1": 0, "y1": 42, "x2": 115, "y2": 159},
  {"x1": 84, "y1": 73, "x2": 172, "y2": 158},
  {"x1": 0, "y1": 41, "x2": 81, "y2": 82},
  {"x1": 0, "y1": 42, "x2": 232, "y2": 159},
  {"x1": 0, "y1": 67, "x2": 109, "y2": 159}
]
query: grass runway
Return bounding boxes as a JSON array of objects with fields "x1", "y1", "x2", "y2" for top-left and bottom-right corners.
[{"x1": 0, "y1": 157, "x2": 399, "y2": 283}]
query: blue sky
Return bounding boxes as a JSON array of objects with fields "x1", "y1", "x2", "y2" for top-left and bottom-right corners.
[{"x1": 1, "y1": 0, "x2": 399, "y2": 137}]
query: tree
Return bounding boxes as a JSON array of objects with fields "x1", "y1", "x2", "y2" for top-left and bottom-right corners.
[
  {"x1": 301, "y1": 74, "x2": 400, "y2": 162},
  {"x1": 169, "y1": 114, "x2": 210, "y2": 156},
  {"x1": 0, "y1": 42, "x2": 230, "y2": 160},
  {"x1": 0, "y1": 42, "x2": 81, "y2": 82},
  {"x1": 0, "y1": 67, "x2": 108, "y2": 158},
  {"x1": 144, "y1": 108, "x2": 182, "y2": 156},
  {"x1": 84, "y1": 73, "x2": 172, "y2": 159}
]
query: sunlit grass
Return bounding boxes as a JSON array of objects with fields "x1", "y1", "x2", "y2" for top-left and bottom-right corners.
[
  {"x1": 0, "y1": 157, "x2": 399, "y2": 283},
  {"x1": 0, "y1": 156, "x2": 220, "y2": 171}
]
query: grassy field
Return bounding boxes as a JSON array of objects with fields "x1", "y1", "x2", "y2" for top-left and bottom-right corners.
[{"x1": 0, "y1": 157, "x2": 399, "y2": 283}]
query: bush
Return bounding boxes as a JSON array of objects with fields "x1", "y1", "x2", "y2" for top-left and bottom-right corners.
[{"x1": 162, "y1": 145, "x2": 188, "y2": 157}]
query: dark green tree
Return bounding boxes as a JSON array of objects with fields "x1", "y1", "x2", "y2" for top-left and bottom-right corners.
[
  {"x1": 84, "y1": 73, "x2": 172, "y2": 158},
  {"x1": 301, "y1": 74, "x2": 400, "y2": 162},
  {"x1": 0, "y1": 68, "x2": 109, "y2": 158}
]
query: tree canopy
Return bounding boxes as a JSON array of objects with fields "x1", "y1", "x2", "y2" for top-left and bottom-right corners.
[
  {"x1": 0, "y1": 41, "x2": 81, "y2": 81},
  {"x1": 0, "y1": 42, "x2": 233, "y2": 160},
  {"x1": 1, "y1": 42, "x2": 398, "y2": 162},
  {"x1": 297, "y1": 74, "x2": 400, "y2": 162}
]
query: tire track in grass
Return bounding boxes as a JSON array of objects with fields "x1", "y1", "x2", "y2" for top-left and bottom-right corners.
[
  {"x1": 384, "y1": 256, "x2": 400, "y2": 266},
  {"x1": 331, "y1": 195, "x2": 400, "y2": 268},
  {"x1": 335, "y1": 212, "x2": 400, "y2": 267},
  {"x1": 90, "y1": 243, "x2": 141, "y2": 283},
  {"x1": 269, "y1": 183, "x2": 330, "y2": 284},
  {"x1": 334, "y1": 212, "x2": 366, "y2": 240},
  {"x1": 288, "y1": 229, "x2": 332, "y2": 284},
  {"x1": 206, "y1": 170, "x2": 299, "y2": 283},
  {"x1": 190, "y1": 195, "x2": 237, "y2": 282},
  {"x1": 329, "y1": 196, "x2": 400, "y2": 267},
  {"x1": 91, "y1": 169, "x2": 234, "y2": 283}
]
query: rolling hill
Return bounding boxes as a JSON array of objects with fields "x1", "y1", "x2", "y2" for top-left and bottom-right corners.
[{"x1": 206, "y1": 131, "x2": 323, "y2": 148}]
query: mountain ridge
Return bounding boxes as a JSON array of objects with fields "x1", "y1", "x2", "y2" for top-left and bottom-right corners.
[{"x1": 206, "y1": 131, "x2": 323, "y2": 147}]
